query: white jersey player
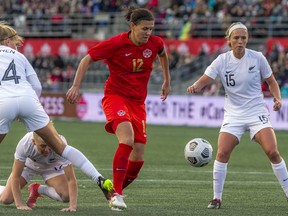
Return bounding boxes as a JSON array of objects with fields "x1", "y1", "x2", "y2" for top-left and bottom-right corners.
[
  {"x1": 0, "y1": 132, "x2": 78, "y2": 212},
  {"x1": 205, "y1": 48, "x2": 271, "y2": 118},
  {"x1": 187, "y1": 22, "x2": 288, "y2": 209},
  {"x1": 0, "y1": 22, "x2": 113, "y2": 211}
]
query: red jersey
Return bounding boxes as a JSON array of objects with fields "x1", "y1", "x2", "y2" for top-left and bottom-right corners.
[{"x1": 88, "y1": 32, "x2": 164, "y2": 104}]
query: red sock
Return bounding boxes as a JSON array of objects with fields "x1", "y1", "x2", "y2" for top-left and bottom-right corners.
[
  {"x1": 123, "y1": 160, "x2": 144, "y2": 189},
  {"x1": 113, "y1": 143, "x2": 133, "y2": 195}
]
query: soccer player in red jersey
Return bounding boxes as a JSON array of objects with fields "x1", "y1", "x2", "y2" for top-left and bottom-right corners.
[{"x1": 66, "y1": 7, "x2": 171, "y2": 211}]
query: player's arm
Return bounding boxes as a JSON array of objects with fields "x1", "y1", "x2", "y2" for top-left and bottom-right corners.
[
  {"x1": 26, "y1": 60, "x2": 42, "y2": 98},
  {"x1": 265, "y1": 74, "x2": 282, "y2": 111},
  {"x1": 27, "y1": 74, "x2": 42, "y2": 98},
  {"x1": 10, "y1": 159, "x2": 31, "y2": 210},
  {"x1": 66, "y1": 54, "x2": 94, "y2": 104},
  {"x1": 187, "y1": 74, "x2": 214, "y2": 94},
  {"x1": 62, "y1": 164, "x2": 78, "y2": 212},
  {"x1": 157, "y1": 49, "x2": 171, "y2": 101}
]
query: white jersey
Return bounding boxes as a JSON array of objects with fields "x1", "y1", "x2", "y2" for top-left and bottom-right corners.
[
  {"x1": 14, "y1": 132, "x2": 71, "y2": 171},
  {"x1": 205, "y1": 48, "x2": 272, "y2": 117},
  {"x1": 0, "y1": 45, "x2": 38, "y2": 99}
]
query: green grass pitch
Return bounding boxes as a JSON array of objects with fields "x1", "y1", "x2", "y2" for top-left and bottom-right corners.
[{"x1": 0, "y1": 120, "x2": 287, "y2": 215}]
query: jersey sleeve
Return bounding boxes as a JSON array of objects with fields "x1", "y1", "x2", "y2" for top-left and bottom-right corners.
[
  {"x1": 156, "y1": 37, "x2": 165, "y2": 54},
  {"x1": 88, "y1": 37, "x2": 119, "y2": 61},
  {"x1": 27, "y1": 74, "x2": 42, "y2": 98},
  {"x1": 204, "y1": 55, "x2": 223, "y2": 79},
  {"x1": 14, "y1": 136, "x2": 29, "y2": 162},
  {"x1": 259, "y1": 53, "x2": 273, "y2": 79}
]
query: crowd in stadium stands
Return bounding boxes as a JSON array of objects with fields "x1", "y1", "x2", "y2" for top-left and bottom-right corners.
[
  {"x1": 1, "y1": 0, "x2": 286, "y2": 19},
  {"x1": 1, "y1": 0, "x2": 286, "y2": 38},
  {"x1": 1, "y1": 0, "x2": 288, "y2": 97},
  {"x1": 266, "y1": 42, "x2": 288, "y2": 97}
]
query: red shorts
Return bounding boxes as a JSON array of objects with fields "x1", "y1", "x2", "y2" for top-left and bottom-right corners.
[{"x1": 102, "y1": 94, "x2": 147, "y2": 144}]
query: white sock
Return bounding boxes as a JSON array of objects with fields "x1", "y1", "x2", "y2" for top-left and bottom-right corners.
[
  {"x1": 271, "y1": 158, "x2": 288, "y2": 197},
  {"x1": 61, "y1": 145, "x2": 102, "y2": 183},
  {"x1": 213, "y1": 160, "x2": 228, "y2": 201},
  {"x1": 38, "y1": 185, "x2": 63, "y2": 202},
  {"x1": 0, "y1": 186, "x2": 5, "y2": 195}
]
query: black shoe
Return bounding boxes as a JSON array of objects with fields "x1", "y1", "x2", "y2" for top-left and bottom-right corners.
[
  {"x1": 207, "y1": 198, "x2": 221, "y2": 209},
  {"x1": 97, "y1": 176, "x2": 114, "y2": 201}
]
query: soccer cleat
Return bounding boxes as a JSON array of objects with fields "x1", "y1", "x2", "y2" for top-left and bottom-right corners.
[
  {"x1": 111, "y1": 206, "x2": 124, "y2": 211},
  {"x1": 207, "y1": 198, "x2": 221, "y2": 209},
  {"x1": 109, "y1": 193, "x2": 127, "y2": 210},
  {"x1": 26, "y1": 183, "x2": 43, "y2": 208},
  {"x1": 97, "y1": 176, "x2": 114, "y2": 201}
]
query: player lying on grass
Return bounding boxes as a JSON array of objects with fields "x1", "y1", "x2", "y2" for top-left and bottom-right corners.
[{"x1": 0, "y1": 132, "x2": 109, "y2": 211}]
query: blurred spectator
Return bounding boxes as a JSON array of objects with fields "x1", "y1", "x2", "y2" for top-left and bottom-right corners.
[
  {"x1": 45, "y1": 66, "x2": 64, "y2": 91},
  {"x1": 262, "y1": 82, "x2": 272, "y2": 97},
  {"x1": 203, "y1": 79, "x2": 221, "y2": 96},
  {"x1": 2, "y1": 0, "x2": 288, "y2": 95},
  {"x1": 3, "y1": 0, "x2": 288, "y2": 39},
  {"x1": 281, "y1": 83, "x2": 288, "y2": 98},
  {"x1": 63, "y1": 63, "x2": 75, "y2": 83},
  {"x1": 168, "y1": 45, "x2": 180, "y2": 69}
]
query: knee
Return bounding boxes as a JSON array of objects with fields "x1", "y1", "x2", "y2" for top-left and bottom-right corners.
[
  {"x1": 0, "y1": 197, "x2": 13, "y2": 205},
  {"x1": 121, "y1": 138, "x2": 134, "y2": 146},
  {"x1": 216, "y1": 151, "x2": 231, "y2": 163},
  {"x1": 118, "y1": 134, "x2": 134, "y2": 146},
  {"x1": 60, "y1": 193, "x2": 70, "y2": 202},
  {"x1": 130, "y1": 150, "x2": 144, "y2": 161},
  {"x1": 267, "y1": 150, "x2": 281, "y2": 163}
]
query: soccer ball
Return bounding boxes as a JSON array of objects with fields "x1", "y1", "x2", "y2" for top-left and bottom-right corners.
[{"x1": 184, "y1": 138, "x2": 213, "y2": 167}]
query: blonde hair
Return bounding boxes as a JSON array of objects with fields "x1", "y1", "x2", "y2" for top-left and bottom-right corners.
[
  {"x1": 0, "y1": 21, "x2": 23, "y2": 47},
  {"x1": 225, "y1": 22, "x2": 248, "y2": 47}
]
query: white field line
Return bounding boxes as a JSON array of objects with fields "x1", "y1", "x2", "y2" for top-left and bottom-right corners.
[
  {"x1": 0, "y1": 167, "x2": 275, "y2": 175},
  {"x1": 0, "y1": 167, "x2": 278, "y2": 184},
  {"x1": 0, "y1": 179, "x2": 276, "y2": 185},
  {"x1": 0, "y1": 179, "x2": 279, "y2": 184}
]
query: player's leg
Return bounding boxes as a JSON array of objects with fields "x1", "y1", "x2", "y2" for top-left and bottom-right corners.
[
  {"x1": 110, "y1": 121, "x2": 133, "y2": 210},
  {"x1": 102, "y1": 95, "x2": 134, "y2": 210},
  {"x1": 254, "y1": 127, "x2": 281, "y2": 163},
  {"x1": 0, "y1": 134, "x2": 6, "y2": 143},
  {"x1": 36, "y1": 123, "x2": 104, "y2": 180},
  {"x1": 21, "y1": 96, "x2": 113, "y2": 196},
  {"x1": 26, "y1": 169, "x2": 67, "y2": 208},
  {"x1": 0, "y1": 97, "x2": 16, "y2": 143},
  {"x1": 21, "y1": 167, "x2": 44, "y2": 208},
  {"x1": 208, "y1": 131, "x2": 239, "y2": 209},
  {"x1": 123, "y1": 143, "x2": 145, "y2": 189},
  {"x1": 40, "y1": 174, "x2": 69, "y2": 202},
  {"x1": 123, "y1": 103, "x2": 146, "y2": 189},
  {"x1": 0, "y1": 174, "x2": 27, "y2": 205},
  {"x1": 35, "y1": 123, "x2": 113, "y2": 200},
  {"x1": 254, "y1": 127, "x2": 288, "y2": 198}
]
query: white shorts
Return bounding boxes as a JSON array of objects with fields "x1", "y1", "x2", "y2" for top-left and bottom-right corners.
[
  {"x1": 21, "y1": 163, "x2": 65, "y2": 183},
  {"x1": 0, "y1": 96, "x2": 50, "y2": 134},
  {"x1": 220, "y1": 114, "x2": 272, "y2": 142}
]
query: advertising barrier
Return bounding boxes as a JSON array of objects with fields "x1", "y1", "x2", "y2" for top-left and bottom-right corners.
[
  {"x1": 40, "y1": 93, "x2": 288, "y2": 130},
  {"x1": 20, "y1": 38, "x2": 226, "y2": 56},
  {"x1": 40, "y1": 92, "x2": 77, "y2": 118}
]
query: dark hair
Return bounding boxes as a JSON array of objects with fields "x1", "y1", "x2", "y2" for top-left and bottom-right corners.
[{"x1": 124, "y1": 7, "x2": 154, "y2": 25}]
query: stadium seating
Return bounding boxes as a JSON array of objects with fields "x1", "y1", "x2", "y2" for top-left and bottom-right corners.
[{"x1": 1, "y1": 0, "x2": 287, "y2": 96}]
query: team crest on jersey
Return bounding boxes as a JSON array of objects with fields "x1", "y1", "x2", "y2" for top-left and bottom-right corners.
[
  {"x1": 143, "y1": 49, "x2": 152, "y2": 58},
  {"x1": 117, "y1": 110, "x2": 126, "y2": 116}
]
